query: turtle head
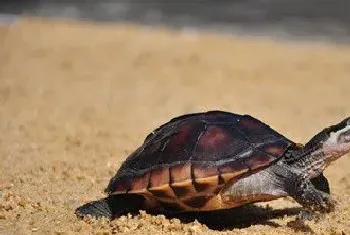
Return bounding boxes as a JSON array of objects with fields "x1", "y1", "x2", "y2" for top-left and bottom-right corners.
[
  {"x1": 294, "y1": 117, "x2": 350, "y2": 178},
  {"x1": 321, "y1": 116, "x2": 350, "y2": 162},
  {"x1": 305, "y1": 116, "x2": 350, "y2": 164}
]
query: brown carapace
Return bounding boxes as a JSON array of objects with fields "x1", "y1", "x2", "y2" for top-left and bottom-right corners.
[{"x1": 105, "y1": 111, "x2": 293, "y2": 212}]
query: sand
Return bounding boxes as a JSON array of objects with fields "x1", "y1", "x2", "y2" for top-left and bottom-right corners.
[{"x1": 1, "y1": 18, "x2": 350, "y2": 235}]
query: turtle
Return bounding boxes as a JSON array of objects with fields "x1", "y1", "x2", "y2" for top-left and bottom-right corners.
[{"x1": 75, "y1": 111, "x2": 350, "y2": 221}]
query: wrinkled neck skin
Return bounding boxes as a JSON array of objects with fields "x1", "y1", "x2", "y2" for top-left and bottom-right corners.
[
  {"x1": 286, "y1": 141, "x2": 349, "y2": 179},
  {"x1": 289, "y1": 146, "x2": 328, "y2": 179}
]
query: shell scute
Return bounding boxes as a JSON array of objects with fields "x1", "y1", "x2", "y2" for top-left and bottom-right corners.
[
  {"x1": 149, "y1": 167, "x2": 170, "y2": 189},
  {"x1": 170, "y1": 162, "x2": 192, "y2": 183},
  {"x1": 171, "y1": 183, "x2": 197, "y2": 199},
  {"x1": 194, "y1": 176, "x2": 221, "y2": 193},
  {"x1": 192, "y1": 162, "x2": 219, "y2": 178},
  {"x1": 148, "y1": 185, "x2": 175, "y2": 200},
  {"x1": 193, "y1": 125, "x2": 251, "y2": 161},
  {"x1": 129, "y1": 172, "x2": 150, "y2": 193}
]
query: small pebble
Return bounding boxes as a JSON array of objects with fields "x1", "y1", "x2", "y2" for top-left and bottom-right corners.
[
  {"x1": 18, "y1": 199, "x2": 27, "y2": 207},
  {"x1": 54, "y1": 232, "x2": 65, "y2": 235},
  {"x1": 0, "y1": 183, "x2": 14, "y2": 190},
  {"x1": 3, "y1": 203, "x2": 13, "y2": 211}
]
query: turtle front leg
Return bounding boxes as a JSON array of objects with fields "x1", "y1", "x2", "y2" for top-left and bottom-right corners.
[
  {"x1": 274, "y1": 165, "x2": 335, "y2": 221},
  {"x1": 291, "y1": 179, "x2": 335, "y2": 220}
]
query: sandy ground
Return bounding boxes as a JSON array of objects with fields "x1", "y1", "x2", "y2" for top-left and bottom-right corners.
[{"x1": 1, "y1": 18, "x2": 350, "y2": 235}]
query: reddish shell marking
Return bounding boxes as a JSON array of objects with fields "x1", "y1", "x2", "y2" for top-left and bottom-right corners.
[
  {"x1": 199, "y1": 126, "x2": 231, "y2": 150},
  {"x1": 113, "y1": 182, "x2": 127, "y2": 193},
  {"x1": 170, "y1": 163, "x2": 192, "y2": 183},
  {"x1": 129, "y1": 172, "x2": 150, "y2": 192},
  {"x1": 193, "y1": 164, "x2": 219, "y2": 179},
  {"x1": 149, "y1": 167, "x2": 170, "y2": 188},
  {"x1": 166, "y1": 123, "x2": 192, "y2": 149},
  {"x1": 245, "y1": 153, "x2": 275, "y2": 170},
  {"x1": 240, "y1": 118, "x2": 263, "y2": 129},
  {"x1": 218, "y1": 160, "x2": 247, "y2": 174},
  {"x1": 258, "y1": 140, "x2": 290, "y2": 157}
]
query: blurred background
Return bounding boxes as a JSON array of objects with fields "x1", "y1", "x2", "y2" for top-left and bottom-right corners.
[
  {"x1": 1, "y1": 0, "x2": 350, "y2": 42},
  {"x1": 1, "y1": 1, "x2": 350, "y2": 235}
]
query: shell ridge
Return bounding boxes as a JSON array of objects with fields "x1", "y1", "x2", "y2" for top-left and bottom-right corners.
[
  {"x1": 167, "y1": 164, "x2": 177, "y2": 198},
  {"x1": 230, "y1": 125, "x2": 253, "y2": 143},
  {"x1": 214, "y1": 148, "x2": 254, "y2": 166},
  {"x1": 146, "y1": 111, "x2": 207, "y2": 143},
  {"x1": 190, "y1": 121, "x2": 208, "y2": 161},
  {"x1": 254, "y1": 148, "x2": 280, "y2": 160},
  {"x1": 187, "y1": 122, "x2": 208, "y2": 193}
]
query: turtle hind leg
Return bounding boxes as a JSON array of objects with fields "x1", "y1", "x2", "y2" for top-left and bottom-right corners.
[
  {"x1": 75, "y1": 194, "x2": 146, "y2": 219},
  {"x1": 75, "y1": 197, "x2": 113, "y2": 219}
]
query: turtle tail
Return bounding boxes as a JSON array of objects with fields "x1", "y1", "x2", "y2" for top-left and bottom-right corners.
[
  {"x1": 75, "y1": 194, "x2": 146, "y2": 219},
  {"x1": 76, "y1": 197, "x2": 113, "y2": 219}
]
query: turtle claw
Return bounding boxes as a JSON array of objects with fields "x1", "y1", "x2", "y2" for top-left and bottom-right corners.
[
  {"x1": 293, "y1": 178, "x2": 336, "y2": 213},
  {"x1": 289, "y1": 176, "x2": 336, "y2": 216},
  {"x1": 325, "y1": 198, "x2": 337, "y2": 213},
  {"x1": 297, "y1": 210, "x2": 325, "y2": 222},
  {"x1": 310, "y1": 192, "x2": 335, "y2": 213}
]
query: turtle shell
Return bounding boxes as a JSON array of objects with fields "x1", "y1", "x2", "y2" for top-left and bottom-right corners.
[{"x1": 106, "y1": 111, "x2": 293, "y2": 211}]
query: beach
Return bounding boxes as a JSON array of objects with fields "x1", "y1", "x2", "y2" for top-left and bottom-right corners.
[{"x1": 1, "y1": 18, "x2": 350, "y2": 235}]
